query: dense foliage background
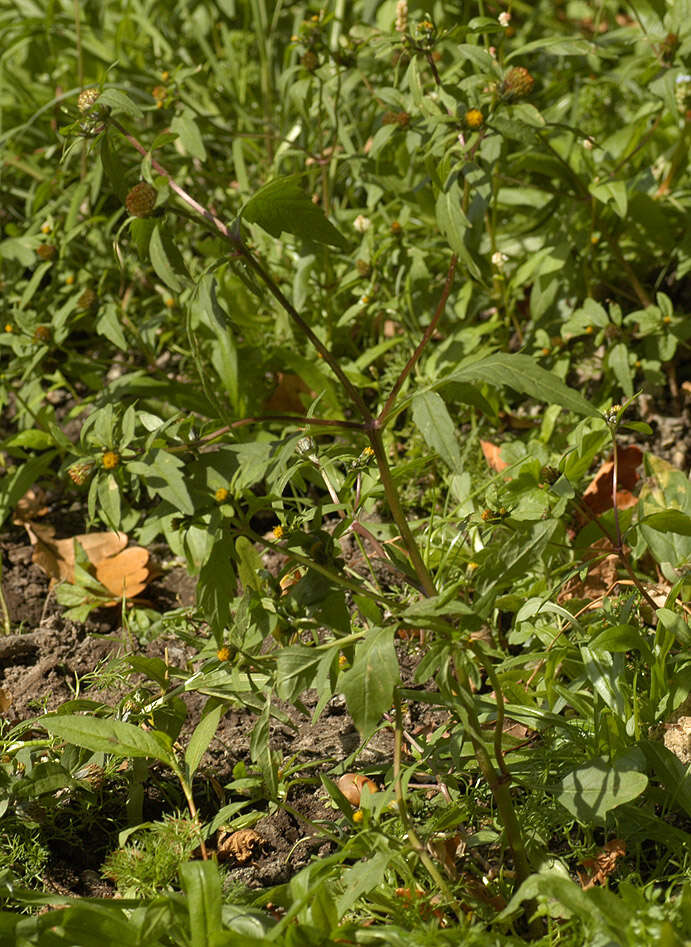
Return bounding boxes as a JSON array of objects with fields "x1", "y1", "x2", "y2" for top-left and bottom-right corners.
[{"x1": 0, "y1": 0, "x2": 690, "y2": 944}]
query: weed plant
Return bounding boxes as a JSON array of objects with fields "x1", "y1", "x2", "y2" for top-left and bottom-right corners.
[{"x1": 0, "y1": 0, "x2": 690, "y2": 944}]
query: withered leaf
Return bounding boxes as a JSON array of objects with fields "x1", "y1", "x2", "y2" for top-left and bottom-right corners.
[{"x1": 582, "y1": 445, "x2": 643, "y2": 515}]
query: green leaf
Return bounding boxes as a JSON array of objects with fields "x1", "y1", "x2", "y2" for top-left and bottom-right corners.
[
  {"x1": 235, "y1": 536, "x2": 264, "y2": 592},
  {"x1": 0, "y1": 450, "x2": 57, "y2": 528},
  {"x1": 241, "y1": 176, "x2": 348, "y2": 249},
  {"x1": 555, "y1": 751, "x2": 648, "y2": 822},
  {"x1": 149, "y1": 222, "x2": 186, "y2": 292},
  {"x1": 608, "y1": 342, "x2": 633, "y2": 398},
  {"x1": 40, "y1": 715, "x2": 174, "y2": 765},
  {"x1": 276, "y1": 645, "x2": 323, "y2": 702},
  {"x1": 589, "y1": 179, "x2": 627, "y2": 218},
  {"x1": 0, "y1": 429, "x2": 54, "y2": 450},
  {"x1": 411, "y1": 391, "x2": 462, "y2": 473},
  {"x1": 444, "y1": 353, "x2": 600, "y2": 418},
  {"x1": 336, "y1": 851, "x2": 393, "y2": 916},
  {"x1": 179, "y1": 861, "x2": 223, "y2": 947},
  {"x1": 184, "y1": 700, "x2": 225, "y2": 780},
  {"x1": 341, "y1": 627, "x2": 399, "y2": 736},
  {"x1": 640, "y1": 510, "x2": 691, "y2": 536},
  {"x1": 170, "y1": 108, "x2": 207, "y2": 161},
  {"x1": 97, "y1": 88, "x2": 144, "y2": 119},
  {"x1": 639, "y1": 739, "x2": 691, "y2": 819},
  {"x1": 128, "y1": 449, "x2": 195, "y2": 515}
]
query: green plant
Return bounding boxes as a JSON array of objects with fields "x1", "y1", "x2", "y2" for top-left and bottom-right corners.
[{"x1": 1, "y1": 0, "x2": 690, "y2": 942}]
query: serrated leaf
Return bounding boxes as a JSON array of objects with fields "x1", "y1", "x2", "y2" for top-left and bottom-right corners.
[
  {"x1": 40, "y1": 715, "x2": 173, "y2": 765},
  {"x1": 341, "y1": 627, "x2": 399, "y2": 736},
  {"x1": 97, "y1": 88, "x2": 144, "y2": 119},
  {"x1": 411, "y1": 391, "x2": 462, "y2": 473},
  {"x1": 444, "y1": 353, "x2": 599, "y2": 418},
  {"x1": 241, "y1": 176, "x2": 348, "y2": 249}
]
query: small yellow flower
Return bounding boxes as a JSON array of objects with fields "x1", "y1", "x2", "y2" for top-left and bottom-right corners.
[
  {"x1": 4, "y1": 324, "x2": 12, "y2": 333},
  {"x1": 273, "y1": 525, "x2": 284, "y2": 540},
  {"x1": 65, "y1": 274, "x2": 75, "y2": 285},
  {"x1": 338, "y1": 654, "x2": 349, "y2": 670},
  {"x1": 363, "y1": 446, "x2": 374, "y2": 457},
  {"x1": 352, "y1": 809, "x2": 364, "y2": 823},
  {"x1": 215, "y1": 487, "x2": 229, "y2": 503},
  {"x1": 164, "y1": 297, "x2": 175, "y2": 308},
  {"x1": 465, "y1": 108, "x2": 484, "y2": 129},
  {"x1": 41, "y1": 223, "x2": 52, "y2": 234},
  {"x1": 102, "y1": 450, "x2": 120, "y2": 470},
  {"x1": 391, "y1": 220, "x2": 401, "y2": 234},
  {"x1": 217, "y1": 646, "x2": 231, "y2": 661},
  {"x1": 468, "y1": 561, "x2": 479, "y2": 571},
  {"x1": 160, "y1": 71, "x2": 170, "y2": 81},
  {"x1": 585, "y1": 325, "x2": 594, "y2": 334}
]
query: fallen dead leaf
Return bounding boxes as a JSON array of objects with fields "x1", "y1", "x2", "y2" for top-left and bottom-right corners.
[
  {"x1": 96, "y1": 546, "x2": 150, "y2": 599},
  {"x1": 577, "y1": 839, "x2": 626, "y2": 889},
  {"x1": 0, "y1": 688, "x2": 12, "y2": 714},
  {"x1": 24, "y1": 523, "x2": 149, "y2": 602},
  {"x1": 12, "y1": 487, "x2": 50, "y2": 523},
  {"x1": 558, "y1": 537, "x2": 619, "y2": 603},
  {"x1": 263, "y1": 373, "x2": 315, "y2": 415},
  {"x1": 582, "y1": 445, "x2": 643, "y2": 515},
  {"x1": 480, "y1": 440, "x2": 509, "y2": 472},
  {"x1": 217, "y1": 828, "x2": 264, "y2": 864},
  {"x1": 26, "y1": 523, "x2": 129, "y2": 581}
]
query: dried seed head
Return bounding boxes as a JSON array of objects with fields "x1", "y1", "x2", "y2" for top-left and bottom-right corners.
[
  {"x1": 502, "y1": 66, "x2": 535, "y2": 100},
  {"x1": 67, "y1": 460, "x2": 96, "y2": 486},
  {"x1": 78, "y1": 88, "x2": 101, "y2": 112},
  {"x1": 33, "y1": 325, "x2": 51, "y2": 343},
  {"x1": 125, "y1": 182, "x2": 158, "y2": 218},
  {"x1": 395, "y1": 0, "x2": 408, "y2": 33},
  {"x1": 77, "y1": 288, "x2": 98, "y2": 310},
  {"x1": 301, "y1": 50, "x2": 319, "y2": 72},
  {"x1": 36, "y1": 244, "x2": 57, "y2": 261}
]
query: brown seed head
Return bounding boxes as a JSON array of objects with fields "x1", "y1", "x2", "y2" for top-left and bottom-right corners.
[
  {"x1": 125, "y1": 182, "x2": 158, "y2": 218},
  {"x1": 36, "y1": 244, "x2": 57, "y2": 261},
  {"x1": 502, "y1": 66, "x2": 535, "y2": 100}
]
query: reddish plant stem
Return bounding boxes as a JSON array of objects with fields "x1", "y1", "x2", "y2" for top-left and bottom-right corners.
[
  {"x1": 377, "y1": 254, "x2": 457, "y2": 428},
  {"x1": 110, "y1": 119, "x2": 371, "y2": 421}
]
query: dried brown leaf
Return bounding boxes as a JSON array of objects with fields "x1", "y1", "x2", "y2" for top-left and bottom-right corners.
[
  {"x1": 480, "y1": 440, "x2": 509, "y2": 472},
  {"x1": 26, "y1": 523, "x2": 129, "y2": 582},
  {"x1": 96, "y1": 547, "x2": 150, "y2": 599},
  {"x1": 263, "y1": 373, "x2": 314, "y2": 414},
  {"x1": 582, "y1": 445, "x2": 643, "y2": 515},
  {"x1": 577, "y1": 839, "x2": 626, "y2": 889},
  {"x1": 217, "y1": 828, "x2": 264, "y2": 864}
]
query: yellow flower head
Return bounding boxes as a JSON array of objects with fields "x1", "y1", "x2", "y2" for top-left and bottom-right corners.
[
  {"x1": 215, "y1": 487, "x2": 229, "y2": 503},
  {"x1": 217, "y1": 646, "x2": 231, "y2": 662},
  {"x1": 272, "y1": 525, "x2": 284, "y2": 540},
  {"x1": 465, "y1": 108, "x2": 484, "y2": 129},
  {"x1": 102, "y1": 450, "x2": 120, "y2": 470}
]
